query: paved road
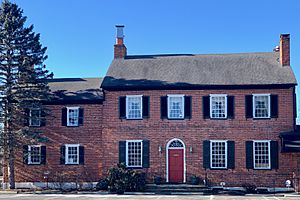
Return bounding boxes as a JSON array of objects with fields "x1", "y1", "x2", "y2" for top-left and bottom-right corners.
[{"x1": 0, "y1": 194, "x2": 299, "y2": 200}]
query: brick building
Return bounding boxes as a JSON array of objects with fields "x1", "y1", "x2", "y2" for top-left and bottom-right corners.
[{"x1": 3, "y1": 26, "x2": 300, "y2": 190}]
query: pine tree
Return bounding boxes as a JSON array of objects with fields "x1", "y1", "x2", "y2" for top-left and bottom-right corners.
[{"x1": 0, "y1": 0, "x2": 53, "y2": 189}]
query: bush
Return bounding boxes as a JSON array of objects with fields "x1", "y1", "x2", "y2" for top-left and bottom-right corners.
[
  {"x1": 190, "y1": 175, "x2": 200, "y2": 185},
  {"x1": 154, "y1": 176, "x2": 163, "y2": 185},
  {"x1": 242, "y1": 183, "x2": 256, "y2": 193},
  {"x1": 96, "y1": 178, "x2": 109, "y2": 191}
]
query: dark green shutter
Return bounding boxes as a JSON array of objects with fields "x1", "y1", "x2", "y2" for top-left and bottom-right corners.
[
  {"x1": 246, "y1": 141, "x2": 254, "y2": 169},
  {"x1": 202, "y1": 96, "x2": 210, "y2": 119},
  {"x1": 227, "y1": 141, "x2": 235, "y2": 169},
  {"x1": 160, "y1": 96, "x2": 168, "y2": 119},
  {"x1": 142, "y1": 140, "x2": 150, "y2": 168},
  {"x1": 119, "y1": 96, "x2": 126, "y2": 119},
  {"x1": 40, "y1": 110, "x2": 46, "y2": 126},
  {"x1": 184, "y1": 96, "x2": 192, "y2": 119},
  {"x1": 119, "y1": 141, "x2": 126, "y2": 164},
  {"x1": 227, "y1": 96, "x2": 235, "y2": 119},
  {"x1": 78, "y1": 108, "x2": 84, "y2": 126},
  {"x1": 203, "y1": 140, "x2": 210, "y2": 169},
  {"x1": 61, "y1": 108, "x2": 67, "y2": 126},
  {"x1": 270, "y1": 95, "x2": 278, "y2": 118},
  {"x1": 79, "y1": 146, "x2": 84, "y2": 165},
  {"x1": 60, "y1": 145, "x2": 66, "y2": 164},
  {"x1": 41, "y1": 146, "x2": 46, "y2": 165},
  {"x1": 271, "y1": 141, "x2": 279, "y2": 169},
  {"x1": 142, "y1": 96, "x2": 150, "y2": 118},
  {"x1": 245, "y1": 95, "x2": 253, "y2": 118},
  {"x1": 24, "y1": 109, "x2": 29, "y2": 126},
  {"x1": 23, "y1": 145, "x2": 28, "y2": 164}
]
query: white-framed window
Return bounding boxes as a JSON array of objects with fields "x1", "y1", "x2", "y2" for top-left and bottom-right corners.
[
  {"x1": 126, "y1": 140, "x2": 143, "y2": 167},
  {"x1": 253, "y1": 94, "x2": 270, "y2": 118},
  {"x1": 67, "y1": 107, "x2": 79, "y2": 126},
  {"x1": 28, "y1": 145, "x2": 41, "y2": 164},
  {"x1": 210, "y1": 94, "x2": 227, "y2": 119},
  {"x1": 29, "y1": 108, "x2": 41, "y2": 127},
  {"x1": 65, "y1": 144, "x2": 79, "y2": 164},
  {"x1": 210, "y1": 140, "x2": 227, "y2": 169},
  {"x1": 126, "y1": 95, "x2": 142, "y2": 119},
  {"x1": 167, "y1": 95, "x2": 184, "y2": 119},
  {"x1": 253, "y1": 140, "x2": 271, "y2": 169}
]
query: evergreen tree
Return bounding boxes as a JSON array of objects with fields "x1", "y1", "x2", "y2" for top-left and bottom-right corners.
[{"x1": 0, "y1": 0, "x2": 53, "y2": 189}]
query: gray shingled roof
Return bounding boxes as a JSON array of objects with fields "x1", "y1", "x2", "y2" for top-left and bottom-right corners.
[
  {"x1": 102, "y1": 52, "x2": 297, "y2": 89},
  {"x1": 48, "y1": 78, "x2": 103, "y2": 102}
]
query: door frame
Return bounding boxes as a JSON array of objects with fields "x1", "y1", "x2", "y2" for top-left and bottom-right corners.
[{"x1": 166, "y1": 138, "x2": 186, "y2": 183}]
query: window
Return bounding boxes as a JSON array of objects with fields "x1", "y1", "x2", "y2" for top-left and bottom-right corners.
[
  {"x1": 29, "y1": 109, "x2": 41, "y2": 127},
  {"x1": 126, "y1": 95, "x2": 142, "y2": 119},
  {"x1": 210, "y1": 141, "x2": 227, "y2": 169},
  {"x1": 126, "y1": 140, "x2": 143, "y2": 167},
  {"x1": 210, "y1": 95, "x2": 227, "y2": 119},
  {"x1": 65, "y1": 144, "x2": 79, "y2": 164},
  {"x1": 253, "y1": 141, "x2": 270, "y2": 169},
  {"x1": 28, "y1": 145, "x2": 41, "y2": 164},
  {"x1": 168, "y1": 95, "x2": 184, "y2": 119},
  {"x1": 253, "y1": 94, "x2": 270, "y2": 118},
  {"x1": 67, "y1": 107, "x2": 79, "y2": 126}
]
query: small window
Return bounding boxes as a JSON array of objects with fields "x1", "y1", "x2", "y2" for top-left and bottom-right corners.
[
  {"x1": 253, "y1": 141, "x2": 271, "y2": 169},
  {"x1": 210, "y1": 141, "x2": 227, "y2": 169},
  {"x1": 253, "y1": 94, "x2": 270, "y2": 118},
  {"x1": 210, "y1": 95, "x2": 227, "y2": 119},
  {"x1": 29, "y1": 109, "x2": 41, "y2": 127},
  {"x1": 28, "y1": 145, "x2": 41, "y2": 164},
  {"x1": 126, "y1": 95, "x2": 142, "y2": 119},
  {"x1": 65, "y1": 144, "x2": 79, "y2": 164},
  {"x1": 168, "y1": 95, "x2": 184, "y2": 119},
  {"x1": 126, "y1": 140, "x2": 143, "y2": 167},
  {"x1": 67, "y1": 107, "x2": 79, "y2": 126}
]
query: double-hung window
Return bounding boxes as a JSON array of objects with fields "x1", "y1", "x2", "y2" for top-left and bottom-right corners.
[
  {"x1": 28, "y1": 145, "x2": 41, "y2": 164},
  {"x1": 126, "y1": 140, "x2": 143, "y2": 167},
  {"x1": 65, "y1": 144, "x2": 79, "y2": 164},
  {"x1": 210, "y1": 94, "x2": 227, "y2": 119},
  {"x1": 168, "y1": 95, "x2": 184, "y2": 119},
  {"x1": 67, "y1": 107, "x2": 79, "y2": 126},
  {"x1": 29, "y1": 109, "x2": 41, "y2": 127},
  {"x1": 253, "y1": 94, "x2": 270, "y2": 118},
  {"x1": 253, "y1": 141, "x2": 271, "y2": 169},
  {"x1": 210, "y1": 141, "x2": 227, "y2": 169},
  {"x1": 126, "y1": 95, "x2": 142, "y2": 119}
]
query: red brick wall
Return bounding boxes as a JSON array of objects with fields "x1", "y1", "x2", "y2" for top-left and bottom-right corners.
[{"x1": 101, "y1": 87, "x2": 300, "y2": 187}]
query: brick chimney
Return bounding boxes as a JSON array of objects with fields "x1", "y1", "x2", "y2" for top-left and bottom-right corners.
[
  {"x1": 280, "y1": 34, "x2": 290, "y2": 66},
  {"x1": 114, "y1": 25, "x2": 127, "y2": 59}
]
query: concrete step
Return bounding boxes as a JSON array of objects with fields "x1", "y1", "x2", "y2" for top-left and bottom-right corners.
[{"x1": 145, "y1": 184, "x2": 211, "y2": 194}]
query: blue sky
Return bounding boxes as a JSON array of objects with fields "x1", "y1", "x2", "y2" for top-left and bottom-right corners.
[{"x1": 9, "y1": 0, "x2": 300, "y2": 116}]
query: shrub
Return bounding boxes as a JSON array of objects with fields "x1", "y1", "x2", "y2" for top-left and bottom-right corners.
[
  {"x1": 96, "y1": 178, "x2": 109, "y2": 191},
  {"x1": 154, "y1": 176, "x2": 163, "y2": 185},
  {"x1": 242, "y1": 183, "x2": 257, "y2": 193},
  {"x1": 190, "y1": 175, "x2": 200, "y2": 185}
]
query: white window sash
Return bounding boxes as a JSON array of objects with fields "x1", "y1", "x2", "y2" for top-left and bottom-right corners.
[
  {"x1": 252, "y1": 94, "x2": 271, "y2": 118},
  {"x1": 253, "y1": 140, "x2": 271, "y2": 169},
  {"x1": 126, "y1": 140, "x2": 143, "y2": 167},
  {"x1": 28, "y1": 145, "x2": 41, "y2": 165},
  {"x1": 167, "y1": 94, "x2": 185, "y2": 119},
  {"x1": 210, "y1": 140, "x2": 228, "y2": 169},
  {"x1": 65, "y1": 144, "x2": 80, "y2": 164},
  {"x1": 67, "y1": 107, "x2": 79, "y2": 126},
  {"x1": 29, "y1": 109, "x2": 41, "y2": 127},
  {"x1": 209, "y1": 94, "x2": 227, "y2": 119},
  {"x1": 126, "y1": 95, "x2": 143, "y2": 119}
]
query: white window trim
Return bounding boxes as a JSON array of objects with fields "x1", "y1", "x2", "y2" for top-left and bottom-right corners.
[
  {"x1": 167, "y1": 94, "x2": 185, "y2": 119},
  {"x1": 28, "y1": 145, "x2": 41, "y2": 165},
  {"x1": 252, "y1": 94, "x2": 271, "y2": 119},
  {"x1": 210, "y1": 140, "x2": 228, "y2": 169},
  {"x1": 29, "y1": 108, "x2": 41, "y2": 127},
  {"x1": 65, "y1": 144, "x2": 80, "y2": 165},
  {"x1": 126, "y1": 95, "x2": 143, "y2": 119},
  {"x1": 209, "y1": 94, "x2": 227, "y2": 119},
  {"x1": 253, "y1": 140, "x2": 271, "y2": 170},
  {"x1": 67, "y1": 107, "x2": 79, "y2": 126},
  {"x1": 125, "y1": 140, "x2": 143, "y2": 168}
]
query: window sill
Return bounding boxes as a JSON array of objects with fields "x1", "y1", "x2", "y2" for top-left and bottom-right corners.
[
  {"x1": 65, "y1": 163, "x2": 80, "y2": 165},
  {"x1": 209, "y1": 168, "x2": 229, "y2": 170},
  {"x1": 126, "y1": 166, "x2": 143, "y2": 169}
]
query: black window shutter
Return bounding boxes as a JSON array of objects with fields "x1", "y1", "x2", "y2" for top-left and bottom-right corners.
[
  {"x1": 227, "y1": 96, "x2": 235, "y2": 119},
  {"x1": 60, "y1": 145, "x2": 66, "y2": 165},
  {"x1": 119, "y1": 96, "x2": 126, "y2": 119},
  {"x1": 270, "y1": 95, "x2": 278, "y2": 118},
  {"x1": 142, "y1": 140, "x2": 150, "y2": 168},
  {"x1": 227, "y1": 141, "x2": 235, "y2": 169},
  {"x1": 41, "y1": 146, "x2": 46, "y2": 165},
  {"x1": 61, "y1": 108, "x2": 67, "y2": 126},
  {"x1": 23, "y1": 145, "x2": 28, "y2": 164},
  {"x1": 184, "y1": 96, "x2": 192, "y2": 119},
  {"x1": 79, "y1": 146, "x2": 84, "y2": 165},
  {"x1": 202, "y1": 96, "x2": 210, "y2": 119},
  {"x1": 40, "y1": 110, "x2": 46, "y2": 126},
  {"x1": 271, "y1": 141, "x2": 279, "y2": 169},
  {"x1": 142, "y1": 96, "x2": 150, "y2": 118},
  {"x1": 119, "y1": 141, "x2": 126, "y2": 164},
  {"x1": 160, "y1": 96, "x2": 168, "y2": 119},
  {"x1": 24, "y1": 109, "x2": 29, "y2": 126},
  {"x1": 78, "y1": 108, "x2": 84, "y2": 126},
  {"x1": 203, "y1": 140, "x2": 210, "y2": 169},
  {"x1": 245, "y1": 95, "x2": 253, "y2": 118},
  {"x1": 246, "y1": 141, "x2": 254, "y2": 169}
]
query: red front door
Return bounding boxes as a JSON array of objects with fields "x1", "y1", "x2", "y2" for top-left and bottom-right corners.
[{"x1": 168, "y1": 149, "x2": 184, "y2": 183}]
